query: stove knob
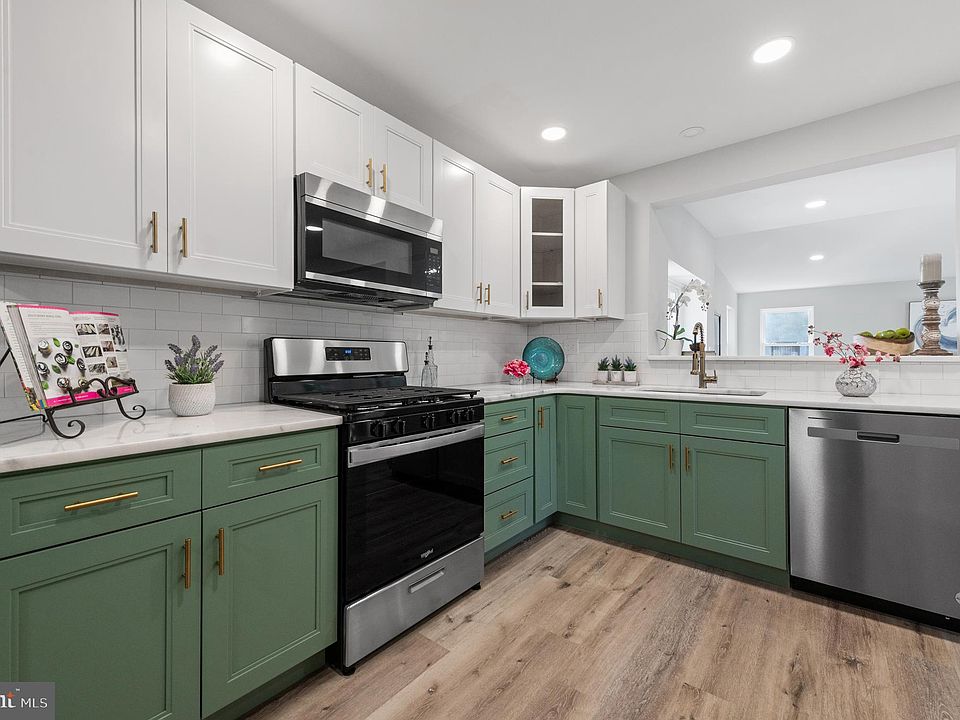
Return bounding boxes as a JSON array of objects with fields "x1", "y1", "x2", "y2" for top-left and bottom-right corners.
[
  {"x1": 465, "y1": 408, "x2": 476, "y2": 422},
  {"x1": 370, "y1": 421, "x2": 385, "y2": 438},
  {"x1": 394, "y1": 419, "x2": 407, "y2": 435},
  {"x1": 422, "y1": 413, "x2": 437, "y2": 430}
]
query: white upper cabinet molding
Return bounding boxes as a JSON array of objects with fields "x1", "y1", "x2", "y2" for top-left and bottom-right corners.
[
  {"x1": 0, "y1": 0, "x2": 168, "y2": 272},
  {"x1": 373, "y1": 110, "x2": 432, "y2": 215},
  {"x1": 432, "y1": 141, "x2": 481, "y2": 313},
  {"x1": 478, "y1": 170, "x2": 520, "y2": 318},
  {"x1": 294, "y1": 64, "x2": 375, "y2": 194},
  {"x1": 520, "y1": 187, "x2": 575, "y2": 319},
  {"x1": 575, "y1": 180, "x2": 626, "y2": 319},
  {"x1": 167, "y1": 0, "x2": 294, "y2": 291}
]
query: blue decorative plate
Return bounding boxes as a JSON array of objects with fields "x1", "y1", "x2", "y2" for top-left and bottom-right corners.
[{"x1": 522, "y1": 336, "x2": 565, "y2": 381}]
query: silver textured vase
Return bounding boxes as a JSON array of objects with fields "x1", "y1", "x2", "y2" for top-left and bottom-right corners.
[{"x1": 835, "y1": 367, "x2": 877, "y2": 397}]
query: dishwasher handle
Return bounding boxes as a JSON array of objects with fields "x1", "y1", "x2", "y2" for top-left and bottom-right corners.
[
  {"x1": 855, "y1": 431, "x2": 900, "y2": 444},
  {"x1": 807, "y1": 425, "x2": 959, "y2": 450}
]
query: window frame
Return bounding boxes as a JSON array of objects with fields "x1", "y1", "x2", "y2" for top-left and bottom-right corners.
[{"x1": 760, "y1": 305, "x2": 815, "y2": 356}]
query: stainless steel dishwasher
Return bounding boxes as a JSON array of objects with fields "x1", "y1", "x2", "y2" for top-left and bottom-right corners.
[{"x1": 790, "y1": 408, "x2": 960, "y2": 624}]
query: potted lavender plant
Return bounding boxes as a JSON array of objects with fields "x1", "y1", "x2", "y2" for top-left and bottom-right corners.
[{"x1": 165, "y1": 335, "x2": 223, "y2": 417}]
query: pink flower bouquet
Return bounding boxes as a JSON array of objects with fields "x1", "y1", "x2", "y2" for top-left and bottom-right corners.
[
  {"x1": 809, "y1": 327, "x2": 901, "y2": 367},
  {"x1": 502, "y1": 358, "x2": 530, "y2": 379}
]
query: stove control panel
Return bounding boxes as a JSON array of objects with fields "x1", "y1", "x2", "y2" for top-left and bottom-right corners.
[
  {"x1": 348, "y1": 401, "x2": 484, "y2": 444},
  {"x1": 325, "y1": 346, "x2": 372, "y2": 361}
]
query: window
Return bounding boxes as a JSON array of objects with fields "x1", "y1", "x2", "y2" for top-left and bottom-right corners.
[{"x1": 761, "y1": 306, "x2": 814, "y2": 356}]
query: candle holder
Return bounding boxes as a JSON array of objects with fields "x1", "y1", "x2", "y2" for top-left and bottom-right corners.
[{"x1": 911, "y1": 280, "x2": 951, "y2": 356}]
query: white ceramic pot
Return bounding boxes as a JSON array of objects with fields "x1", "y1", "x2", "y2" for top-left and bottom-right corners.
[
  {"x1": 168, "y1": 382, "x2": 216, "y2": 417},
  {"x1": 623, "y1": 370, "x2": 638, "y2": 385},
  {"x1": 596, "y1": 370, "x2": 609, "y2": 384},
  {"x1": 662, "y1": 339, "x2": 684, "y2": 357},
  {"x1": 611, "y1": 370, "x2": 624, "y2": 383}
]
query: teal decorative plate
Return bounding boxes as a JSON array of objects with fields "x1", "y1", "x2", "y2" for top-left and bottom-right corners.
[{"x1": 522, "y1": 336, "x2": 565, "y2": 381}]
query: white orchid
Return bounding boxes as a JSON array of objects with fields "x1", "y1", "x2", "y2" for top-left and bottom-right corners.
[{"x1": 658, "y1": 279, "x2": 712, "y2": 344}]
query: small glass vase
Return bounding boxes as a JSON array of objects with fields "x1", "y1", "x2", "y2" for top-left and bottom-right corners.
[
  {"x1": 510, "y1": 375, "x2": 524, "y2": 386},
  {"x1": 835, "y1": 366, "x2": 877, "y2": 397}
]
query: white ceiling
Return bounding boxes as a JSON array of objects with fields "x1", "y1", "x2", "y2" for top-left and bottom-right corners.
[
  {"x1": 685, "y1": 150, "x2": 957, "y2": 237},
  {"x1": 188, "y1": 0, "x2": 960, "y2": 186}
]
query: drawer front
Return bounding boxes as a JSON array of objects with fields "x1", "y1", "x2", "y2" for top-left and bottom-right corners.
[
  {"x1": 484, "y1": 399, "x2": 534, "y2": 437},
  {"x1": 681, "y1": 403, "x2": 785, "y2": 445},
  {"x1": 202, "y1": 429, "x2": 338, "y2": 507},
  {"x1": 484, "y1": 477, "x2": 534, "y2": 551},
  {"x1": 599, "y1": 397, "x2": 680, "y2": 432},
  {"x1": 484, "y1": 428, "x2": 534, "y2": 494},
  {"x1": 0, "y1": 451, "x2": 201, "y2": 559}
]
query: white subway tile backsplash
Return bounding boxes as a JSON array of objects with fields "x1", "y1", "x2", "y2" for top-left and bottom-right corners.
[{"x1": 73, "y1": 281, "x2": 130, "y2": 307}]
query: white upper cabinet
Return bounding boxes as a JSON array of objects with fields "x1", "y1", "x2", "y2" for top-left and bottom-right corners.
[
  {"x1": 294, "y1": 64, "x2": 375, "y2": 193},
  {"x1": 167, "y1": 0, "x2": 294, "y2": 290},
  {"x1": 432, "y1": 142, "x2": 480, "y2": 313},
  {"x1": 0, "y1": 0, "x2": 168, "y2": 272},
  {"x1": 374, "y1": 111, "x2": 432, "y2": 215},
  {"x1": 575, "y1": 180, "x2": 626, "y2": 319},
  {"x1": 295, "y1": 66, "x2": 432, "y2": 215},
  {"x1": 478, "y1": 171, "x2": 520, "y2": 318},
  {"x1": 520, "y1": 187, "x2": 575, "y2": 319}
]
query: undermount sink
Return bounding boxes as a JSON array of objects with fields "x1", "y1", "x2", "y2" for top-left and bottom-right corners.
[{"x1": 636, "y1": 385, "x2": 767, "y2": 397}]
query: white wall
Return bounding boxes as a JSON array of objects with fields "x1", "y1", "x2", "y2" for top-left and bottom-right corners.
[{"x1": 736, "y1": 278, "x2": 957, "y2": 356}]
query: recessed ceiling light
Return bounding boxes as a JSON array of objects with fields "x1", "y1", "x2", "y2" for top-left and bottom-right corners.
[
  {"x1": 752, "y1": 37, "x2": 794, "y2": 64},
  {"x1": 804, "y1": 199, "x2": 827, "y2": 209},
  {"x1": 541, "y1": 126, "x2": 567, "y2": 141},
  {"x1": 809, "y1": 254, "x2": 825, "y2": 261},
  {"x1": 679, "y1": 126, "x2": 705, "y2": 138}
]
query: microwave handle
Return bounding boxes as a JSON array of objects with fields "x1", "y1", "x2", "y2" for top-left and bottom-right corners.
[{"x1": 348, "y1": 423, "x2": 484, "y2": 468}]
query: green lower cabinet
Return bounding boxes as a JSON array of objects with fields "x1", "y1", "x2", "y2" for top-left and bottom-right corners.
[
  {"x1": 201, "y1": 480, "x2": 337, "y2": 717},
  {"x1": 484, "y1": 477, "x2": 534, "y2": 551},
  {"x1": 0, "y1": 513, "x2": 201, "y2": 720},
  {"x1": 680, "y1": 435, "x2": 787, "y2": 569},
  {"x1": 557, "y1": 395, "x2": 597, "y2": 520},
  {"x1": 598, "y1": 427, "x2": 681, "y2": 541},
  {"x1": 533, "y1": 396, "x2": 558, "y2": 522}
]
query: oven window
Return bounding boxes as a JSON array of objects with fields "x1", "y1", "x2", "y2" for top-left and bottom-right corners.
[{"x1": 322, "y1": 218, "x2": 413, "y2": 274}]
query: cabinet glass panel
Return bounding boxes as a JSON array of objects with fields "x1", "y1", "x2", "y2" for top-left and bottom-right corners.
[{"x1": 531, "y1": 198, "x2": 565, "y2": 307}]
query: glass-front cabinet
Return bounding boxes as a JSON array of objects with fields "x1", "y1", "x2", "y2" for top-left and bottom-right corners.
[{"x1": 521, "y1": 187, "x2": 575, "y2": 318}]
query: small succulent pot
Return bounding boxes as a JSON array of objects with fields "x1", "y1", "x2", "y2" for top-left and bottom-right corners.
[
  {"x1": 168, "y1": 382, "x2": 216, "y2": 417},
  {"x1": 612, "y1": 370, "x2": 625, "y2": 382},
  {"x1": 596, "y1": 370, "x2": 610, "y2": 384},
  {"x1": 623, "y1": 370, "x2": 638, "y2": 384}
]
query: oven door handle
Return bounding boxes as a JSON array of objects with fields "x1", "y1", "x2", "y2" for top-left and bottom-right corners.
[{"x1": 348, "y1": 423, "x2": 485, "y2": 468}]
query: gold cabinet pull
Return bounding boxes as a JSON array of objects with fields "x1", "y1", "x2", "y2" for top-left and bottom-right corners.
[
  {"x1": 500, "y1": 455, "x2": 520, "y2": 465},
  {"x1": 183, "y1": 538, "x2": 192, "y2": 590},
  {"x1": 500, "y1": 509, "x2": 518, "y2": 521},
  {"x1": 217, "y1": 527, "x2": 225, "y2": 576},
  {"x1": 485, "y1": 284, "x2": 491, "y2": 305},
  {"x1": 180, "y1": 217, "x2": 189, "y2": 257},
  {"x1": 525, "y1": 290, "x2": 530, "y2": 310},
  {"x1": 476, "y1": 283, "x2": 483, "y2": 303},
  {"x1": 668, "y1": 444, "x2": 675, "y2": 471},
  {"x1": 500, "y1": 414, "x2": 518, "y2": 422},
  {"x1": 380, "y1": 163, "x2": 388, "y2": 193},
  {"x1": 258, "y1": 458, "x2": 303, "y2": 473},
  {"x1": 598, "y1": 288, "x2": 603, "y2": 309},
  {"x1": 538, "y1": 405, "x2": 544, "y2": 429},
  {"x1": 64, "y1": 491, "x2": 139, "y2": 512},
  {"x1": 150, "y1": 210, "x2": 159, "y2": 253},
  {"x1": 684, "y1": 446, "x2": 691, "y2": 472},
  {"x1": 366, "y1": 158, "x2": 374, "y2": 188}
]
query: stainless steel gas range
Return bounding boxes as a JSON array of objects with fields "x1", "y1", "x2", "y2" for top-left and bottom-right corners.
[{"x1": 264, "y1": 337, "x2": 484, "y2": 673}]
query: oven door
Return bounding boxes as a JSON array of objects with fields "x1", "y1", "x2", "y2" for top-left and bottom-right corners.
[
  {"x1": 298, "y1": 197, "x2": 442, "y2": 300},
  {"x1": 343, "y1": 423, "x2": 484, "y2": 604}
]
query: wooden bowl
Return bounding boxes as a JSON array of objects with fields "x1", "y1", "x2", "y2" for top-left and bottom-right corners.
[{"x1": 855, "y1": 334, "x2": 915, "y2": 356}]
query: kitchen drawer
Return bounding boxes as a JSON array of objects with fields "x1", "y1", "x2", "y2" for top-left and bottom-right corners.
[
  {"x1": 202, "y1": 429, "x2": 338, "y2": 507},
  {"x1": 484, "y1": 428, "x2": 534, "y2": 494},
  {"x1": 484, "y1": 399, "x2": 534, "y2": 437},
  {"x1": 599, "y1": 396, "x2": 679, "y2": 432},
  {"x1": 484, "y1": 477, "x2": 533, "y2": 552},
  {"x1": 0, "y1": 450, "x2": 201, "y2": 559},
  {"x1": 681, "y1": 403, "x2": 785, "y2": 445}
]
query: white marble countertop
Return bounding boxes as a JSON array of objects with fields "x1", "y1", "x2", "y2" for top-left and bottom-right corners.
[
  {"x1": 468, "y1": 381, "x2": 960, "y2": 416},
  {"x1": 0, "y1": 403, "x2": 341, "y2": 475}
]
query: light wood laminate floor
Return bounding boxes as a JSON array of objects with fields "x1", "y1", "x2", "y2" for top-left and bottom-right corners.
[{"x1": 249, "y1": 527, "x2": 960, "y2": 720}]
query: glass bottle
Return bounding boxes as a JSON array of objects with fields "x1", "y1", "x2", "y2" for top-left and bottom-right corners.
[{"x1": 421, "y1": 336, "x2": 438, "y2": 387}]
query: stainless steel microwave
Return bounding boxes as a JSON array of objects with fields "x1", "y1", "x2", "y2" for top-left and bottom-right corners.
[{"x1": 288, "y1": 173, "x2": 443, "y2": 309}]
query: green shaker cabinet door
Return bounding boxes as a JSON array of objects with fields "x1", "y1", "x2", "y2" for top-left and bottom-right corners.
[
  {"x1": 201, "y1": 479, "x2": 337, "y2": 716},
  {"x1": 557, "y1": 395, "x2": 597, "y2": 519},
  {"x1": 534, "y1": 396, "x2": 558, "y2": 522},
  {"x1": 680, "y1": 436, "x2": 787, "y2": 569},
  {"x1": 0, "y1": 514, "x2": 201, "y2": 720},
  {"x1": 598, "y1": 428, "x2": 681, "y2": 541}
]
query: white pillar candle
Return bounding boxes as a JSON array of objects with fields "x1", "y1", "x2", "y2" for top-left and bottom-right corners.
[{"x1": 921, "y1": 253, "x2": 942, "y2": 283}]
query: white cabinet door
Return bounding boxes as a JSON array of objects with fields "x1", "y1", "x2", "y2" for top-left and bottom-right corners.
[
  {"x1": 167, "y1": 0, "x2": 294, "y2": 291},
  {"x1": 478, "y1": 170, "x2": 520, "y2": 318},
  {"x1": 0, "y1": 0, "x2": 167, "y2": 272},
  {"x1": 575, "y1": 180, "x2": 625, "y2": 319},
  {"x1": 294, "y1": 64, "x2": 375, "y2": 193},
  {"x1": 374, "y1": 110, "x2": 432, "y2": 215},
  {"x1": 432, "y1": 142, "x2": 481, "y2": 313},
  {"x1": 521, "y1": 187, "x2": 574, "y2": 319}
]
